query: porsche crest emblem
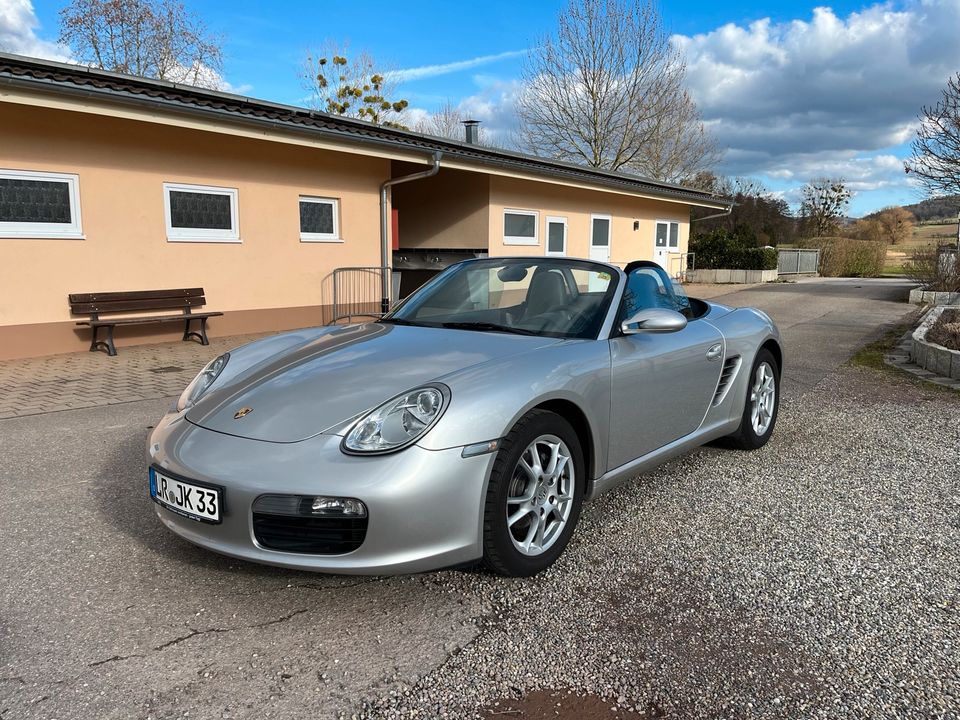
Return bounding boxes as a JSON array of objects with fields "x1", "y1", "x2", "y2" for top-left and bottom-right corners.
[{"x1": 233, "y1": 407, "x2": 254, "y2": 419}]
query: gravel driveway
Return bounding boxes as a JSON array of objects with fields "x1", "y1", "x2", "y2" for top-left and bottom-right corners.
[
  {"x1": 1, "y1": 278, "x2": 957, "y2": 719},
  {"x1": 366, "y1": 367, "x2": 959, "y2": 718}
]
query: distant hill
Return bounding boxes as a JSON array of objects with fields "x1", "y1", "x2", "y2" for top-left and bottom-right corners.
[{"x1": 895, "y1": 195, "x2": 960, "y2": 222}]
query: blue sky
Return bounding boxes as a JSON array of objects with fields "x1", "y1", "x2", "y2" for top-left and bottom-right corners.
[{"x1": 13, "y1": 0, "x2": 960, "y2": 215}]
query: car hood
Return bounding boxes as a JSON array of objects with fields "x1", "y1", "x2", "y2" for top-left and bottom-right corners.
[{"x1": 186, "y1": 322, "x2": 557, "y2": 443}]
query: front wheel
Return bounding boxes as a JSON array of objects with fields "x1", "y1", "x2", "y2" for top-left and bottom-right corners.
[
  {"x1": 481, "y1": 410, "x2": 585, "y2": 576},
  {"x1": 726, "y1": 348, "x2": 780, "y2": 450}
]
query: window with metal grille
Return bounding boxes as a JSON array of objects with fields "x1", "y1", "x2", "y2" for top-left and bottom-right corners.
[
  {"x1": 0, "y1": 170, "x2": 82, "y2": 239},
  {"x1": 164, "y1": 183, "x2": 239, "y2": 242},
  {"x1": 299, "y1": 196, "x2": 340, "y2": 241}
]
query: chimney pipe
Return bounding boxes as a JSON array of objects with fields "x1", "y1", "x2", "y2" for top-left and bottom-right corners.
[{"x1": 462, "y1": 119, "x2": 480, "y2": 144}]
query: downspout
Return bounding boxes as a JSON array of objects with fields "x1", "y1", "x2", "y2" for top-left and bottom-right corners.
[
  {"x1": 379, "y1": 152, "x2": 442, "y2": 313},
  {"x1": 691, "y1": 204, "x2": 734, "y2": 223}
]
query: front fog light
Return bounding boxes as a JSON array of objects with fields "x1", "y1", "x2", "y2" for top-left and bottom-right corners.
[{"x1": 310, "y1": 497, "x2": 367, "y2": 517}]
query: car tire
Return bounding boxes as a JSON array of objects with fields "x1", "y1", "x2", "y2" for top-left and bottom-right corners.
[
  {"x1": 481, "y1": 409, "x2": 585, "y2": 577},
  {"x1": 726, "y1": 347, "x2": 780, "y2": 450}
]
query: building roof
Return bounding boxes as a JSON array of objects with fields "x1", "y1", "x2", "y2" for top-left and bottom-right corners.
[{"x1": 0, "y1": 52, "x2": 730, "y2": 209}]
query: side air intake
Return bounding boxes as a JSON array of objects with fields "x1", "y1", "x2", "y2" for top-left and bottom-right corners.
[{"x1": 712, "y1": 356, "x2": 741, "y2": 407}]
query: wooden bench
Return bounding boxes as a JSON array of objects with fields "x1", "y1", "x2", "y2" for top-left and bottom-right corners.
[{"x1": 69, "y1": 288, "x2": 223, "y2": 356}]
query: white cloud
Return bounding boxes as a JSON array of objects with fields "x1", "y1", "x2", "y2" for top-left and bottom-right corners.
[
  {"x1": 674, "y1": 0, "x2": 960, "y2": 195},
  {"x1": 0, "y1": 0, "x2": 70, "y2": 61},
  {"x1": 0, "y1": 1, "x2": 245, "y2": 93},
  {"x1": 388, "y1": 50, "x2": 526, "y2": 83},
  {"x1": 164, "y1": 60, "x2": 251, "y2": 94},
  {"x1": 453, "y1": 76, "x2": 525, "y2": 146},
  {"x1": 405, "y1": 75, "x2": 524, "y2": 145}
]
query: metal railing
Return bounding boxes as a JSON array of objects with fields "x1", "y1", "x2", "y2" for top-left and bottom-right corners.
[
  {"x1": 778, "y1": 249, "x2": 820, "y2": 275},
  {"x1": 671, "y1": 252, "x2": 695, "y2": 282},
  {"x1": 331, "y1": 266, "x2": 390, "y2": 324}
]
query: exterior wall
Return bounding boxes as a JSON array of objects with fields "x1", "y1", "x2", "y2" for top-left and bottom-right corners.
[
  {"x1": 390, "y1": 164, "x2": 490, "y2": 249},
  {"x1": 486, "y1": 176, "x2": 690, "y2": 270},
  {"x1": 0, "y1": 103, "x2": 388, "y2": 359}
]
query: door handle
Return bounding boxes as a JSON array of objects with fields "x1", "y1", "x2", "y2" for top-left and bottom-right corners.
[{"x1": 706, "y1": 343, "x2": 723, "y2": 361}]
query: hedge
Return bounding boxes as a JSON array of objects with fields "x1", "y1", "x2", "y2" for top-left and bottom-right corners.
[
  {"x1": 807, "y1": 237, "x2": 888, "y2": 278},
  {"x1": 690, "y1": 231, "x2": 778, "y2": 270}
]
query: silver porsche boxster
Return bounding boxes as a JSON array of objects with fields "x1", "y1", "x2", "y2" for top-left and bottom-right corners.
[{"x1": 147, "y1": 257, "x2": 782, "y2": 576}]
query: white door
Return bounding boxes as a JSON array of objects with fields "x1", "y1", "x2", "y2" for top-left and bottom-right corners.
[
  {"x1": 590, "y1": 214, "x2": 611, "y2": 262},
  {"x1": 654, "y1": 221, "x2": 679, "y2": 272},
  {"x1": 545, "y1": 216, "x2": 567, "y2": 256}
]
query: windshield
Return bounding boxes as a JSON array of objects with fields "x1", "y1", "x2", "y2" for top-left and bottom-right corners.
[{"x1": 384, "y1": 258, "x2": 619, "y2": 339}]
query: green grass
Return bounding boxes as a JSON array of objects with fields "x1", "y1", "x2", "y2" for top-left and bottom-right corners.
[
  {"x1": 849, "y1": 325, "x2": 910, "y2": 371},
  {"x1": 848, "y1": 311, "x2": 959, "y2": 393},
  {"x1": 881, "y1": 263, "x2": 908, "y2": 275}
]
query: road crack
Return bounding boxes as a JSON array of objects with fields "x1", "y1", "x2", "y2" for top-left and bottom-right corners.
[
  {"x1": 153, "y1": 608, "x2": 310, "y2": 651},
  {"x1": 88, "y1": 654, "x2": 145, "y2": 668}
]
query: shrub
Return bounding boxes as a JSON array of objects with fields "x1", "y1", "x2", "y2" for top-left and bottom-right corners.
[
  {"x1": 904, "y1": 246, "x2": 960, "y2": 291},
  {"x1": 808, "y1": 236, "x2": 887, "y2": 277},
  {"x1": 690, "y1": 230, "x2": 778, "y2": 270},
  {"x1": 927, "y1": 308, "x2": 960, "y2": 351}
]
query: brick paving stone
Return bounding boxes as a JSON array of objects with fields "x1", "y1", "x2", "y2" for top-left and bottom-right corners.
[{"x1": 0, "y1": 332, "x2": 274, "y2": 417}]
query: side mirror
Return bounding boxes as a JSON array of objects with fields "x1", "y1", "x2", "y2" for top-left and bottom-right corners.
[{"x1": 621, "y1": 308, "x2": 687, "y2": 334}]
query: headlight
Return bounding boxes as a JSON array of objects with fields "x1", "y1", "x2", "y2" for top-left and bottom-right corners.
[
  {"x1": 342, "y1": 385, "x2": 448, "y2": 454},
  {"x1": 177, "y1": 353, "x2": 229, "y2": 411}
]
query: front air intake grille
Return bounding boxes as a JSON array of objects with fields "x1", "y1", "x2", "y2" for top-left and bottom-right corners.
[
  {"x1": 252, "y1": 514, "x2": 367, "y2": 554},
  {"x1": 712, "y1": 356, "x2": 741, "y2": 407}
]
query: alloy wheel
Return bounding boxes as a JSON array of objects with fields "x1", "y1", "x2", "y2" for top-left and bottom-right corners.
[
  {"x1": 750, "y1": 361, "x2": 777, "y2": 436},
  {"x1": 505, "y1": 434, "x2": 575, "y2": 556}
]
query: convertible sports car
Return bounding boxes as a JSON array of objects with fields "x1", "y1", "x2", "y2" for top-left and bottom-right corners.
[{"x1": 147, "y1": 257, "x2": 781, "y2": 576}]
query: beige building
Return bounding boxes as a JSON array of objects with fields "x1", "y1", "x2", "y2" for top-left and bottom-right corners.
[{"x1": 0, "y1": 53, "x2": 729, "y2": 360}]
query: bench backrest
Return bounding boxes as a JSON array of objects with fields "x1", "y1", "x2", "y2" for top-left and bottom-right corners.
[{"x1": 69, "y1": 288, "x2": 207, "y2": 317}]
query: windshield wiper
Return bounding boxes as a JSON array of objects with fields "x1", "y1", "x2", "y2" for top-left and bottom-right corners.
[
  {"x1": 377, "y1": 317, "x2": 421, "y2": 326},
  {"x1": 441, "y1": 321, "x2": 538, "y2": 336}
]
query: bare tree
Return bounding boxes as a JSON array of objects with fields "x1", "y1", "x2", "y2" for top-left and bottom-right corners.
[
  {"x1": 691, "y1": 175, "x2": 796, "y2": 245},
  {"x1": 799, "y1": 178, "x2": 852, "y2": 238},
  {"x1": 633, "y1": 89, "x2": 721, "y2": 182},
  {"x1": 873, "y1": 207, "x2": 915, "y2": 245},
  {"x1": 301, "y1": 45, "x2": 408, "y2": 128},
  {"x1": 58, "y1": 0, "x2": 224, "y2": 88},
  {"x1": 849, "y1": 218, "x2": 882, "y2": 243},
  {"x1": 907, "y1": 73, "x2": 960, "y2": 195},
  {"x1": 516, "y1": 0, "x2": 719, "y2": 183},
  {"x1": 412, "y1": 100, "x2": 490, "y2": 143}
]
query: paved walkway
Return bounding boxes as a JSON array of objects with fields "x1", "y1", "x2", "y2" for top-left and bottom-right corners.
[{"x1": 0, "y1": 333, "x2": 271, "y2": 419}]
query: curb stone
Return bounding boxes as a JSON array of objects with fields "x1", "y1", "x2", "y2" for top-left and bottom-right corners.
[{"x1": 884, "y1": 331, "x2": 960, "y2": 391}]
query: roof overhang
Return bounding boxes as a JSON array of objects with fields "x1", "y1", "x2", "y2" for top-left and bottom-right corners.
[{"x1": 0, "y1": 53, "x2": 733, "y2": 211}]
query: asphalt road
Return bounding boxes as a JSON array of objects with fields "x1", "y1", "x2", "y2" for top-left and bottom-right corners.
[
  {"x1": 0, "y1": 277, "x2": 941, "y2": 720},
  {"x1": 712, "y1": 277, "x2": 918, "y2": 396}
]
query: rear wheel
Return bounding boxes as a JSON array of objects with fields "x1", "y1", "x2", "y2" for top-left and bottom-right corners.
[
  {"x1": 726, "y1": 348, "x2": 780, "y2": 450},
  {"x1": 482, "y1": 410, "x2": 584, "y2": 576}
]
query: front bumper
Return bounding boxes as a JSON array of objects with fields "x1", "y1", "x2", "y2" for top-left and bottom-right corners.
[{"x1": 146, "y1": 410, "x2": 497, "y2": 574}]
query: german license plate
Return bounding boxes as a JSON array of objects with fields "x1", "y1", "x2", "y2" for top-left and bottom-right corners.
[{"x1": 150, "y1": 468, "x2": 221, "y2": 523}]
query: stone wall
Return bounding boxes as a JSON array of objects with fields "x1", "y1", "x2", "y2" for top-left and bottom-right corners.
[{"x1": 910, "y1": 306, "x2": 960, "y2": 380}]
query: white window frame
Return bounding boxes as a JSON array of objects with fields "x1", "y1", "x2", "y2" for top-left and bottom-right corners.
[
  {"x1": 545, "y1": 215, "x2": 567, "y2": 256},
  {"x1": 590, "y1": 213, "x2": 612, "y2": 254},
  {"x1": 655, "y1": 220, "x2": 680, "y2": 249},
  {"x1": 503, "y1": 208, "x2": 539, "y2": 246},
  {"x1": 299, "y1": 196, "x2": 341, "y2": 243},
  {"x1": 164, "y1": 182, "x2": 239, "y2": 243},
  {"x1": 0, "y1": 169, "x2": 83, "y2": 239}
]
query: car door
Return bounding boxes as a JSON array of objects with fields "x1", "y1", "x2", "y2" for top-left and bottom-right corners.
[{"x1": 606, "y1": 265, "x2": 723, "y2": 470}]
